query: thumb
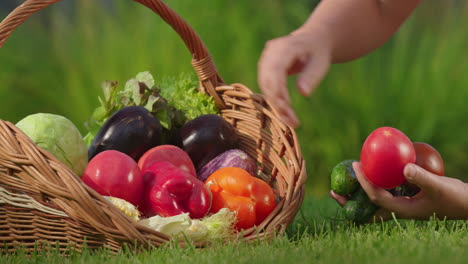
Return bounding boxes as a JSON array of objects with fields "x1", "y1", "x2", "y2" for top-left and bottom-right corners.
[
  {"x1": 404, "y1": 163, "x2": 440, "y2": 194},
  {"x1": 296, "y1": 53, "x2": 330, "y2": 97}
]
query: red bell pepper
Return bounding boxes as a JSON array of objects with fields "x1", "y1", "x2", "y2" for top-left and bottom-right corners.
[
  {"x1": 205, "y1": 167, "x2": 276, "y2": 230},
  {"x1": 142, "y1": 161, "x2": 211, "y2": 219}
]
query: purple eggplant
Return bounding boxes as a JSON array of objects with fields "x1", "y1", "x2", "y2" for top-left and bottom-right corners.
[
  {"x1": 197, "y1": 149, "x2": 257, "y2": 182},
  {"x1": 88, "y1": 106, "x2": 162, "y2": 161},
  {"x1": 177, "y1": 114, "x2": 238, "y2": 170}
]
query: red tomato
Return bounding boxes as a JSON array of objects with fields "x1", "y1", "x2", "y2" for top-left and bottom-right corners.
[
  {"x1": 413, "y1": 142, "x2": 445, "y2": 176},
  {"x1": 138, "y1": 145, "x2": 196, "y2": 177},
  {"x1": 360, "y1": 127, "x2": 416, "y2": 189},
  {"x1": 401, "y1": 142, "x2": 445, "y2": 195},
  {"x1": 82, "y1": 150, "x2": 143, "y2": 207}
]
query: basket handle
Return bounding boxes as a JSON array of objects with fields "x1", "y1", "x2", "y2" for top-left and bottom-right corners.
[{"x1": 0, "y1": 0, "x2": 226, "y2": 108}]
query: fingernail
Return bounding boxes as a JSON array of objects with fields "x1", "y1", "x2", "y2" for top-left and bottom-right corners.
[
  {"x1": 290, "y1": 113, "x2": 299, "y2": 128},
  {"x1": 404, "y1": 163, "x2": 415, "y2": 180},
  {"x1": 298, "y1": 79, "x2": 311, "y2": 96},
  {"x1": 352, "y1": 162, "x2": 360, "y2": 172},
  {"x1": 280, "y1": 106, "x2": 299, "y2": 128},
  {"x1": 289, "y1": 113, "x2": 300, "y2": 128},
  {"x1": 283, "y1": 115, "x2": 297, "y2": 128}
]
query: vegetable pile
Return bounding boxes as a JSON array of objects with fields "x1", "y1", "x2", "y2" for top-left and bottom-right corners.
[
  {"x1": 13, "y1": 72, "x2": 277, "y2": 242},
  {"x1": 83, "y1": 72, "x2": 218, "y2": 146},
  {"x1": 331, "y1": 126, "x2": 445, "y2": 224}
]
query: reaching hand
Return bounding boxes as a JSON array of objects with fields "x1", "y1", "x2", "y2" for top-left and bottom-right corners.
[{"x1": 257, "y1": 27, "x2": 332, "y2": 128}]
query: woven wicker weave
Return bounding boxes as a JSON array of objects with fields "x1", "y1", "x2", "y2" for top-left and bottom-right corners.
[{"x1": 0, "y1": 0, "x2": 306, "y2": 254}]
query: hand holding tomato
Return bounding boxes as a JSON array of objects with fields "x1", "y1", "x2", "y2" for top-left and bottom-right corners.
[
  {"x1": 348, "y1": 162, "x2": 468, "y2": 220},
  {"x1": 331, "y1": 161, "x2": 468, "y2": 221},
  {"x1": 331, "y1": 126, "x2": 468, "y2": 220}
]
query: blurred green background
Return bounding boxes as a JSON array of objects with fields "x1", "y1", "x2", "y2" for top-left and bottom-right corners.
[{"x1": 1, "y1": 0, "x2": 467, "y2": 197}]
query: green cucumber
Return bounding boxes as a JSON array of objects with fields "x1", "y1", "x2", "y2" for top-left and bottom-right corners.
[
  {"x1": 331, "y1": 159, "x2": 380, "y2": 224},
  {"x1": 330, "y1": 159, "x2": 359, "y2": 196},
  {"x1": 343, "y1": 188, "x2": 379, "y2": 224}
]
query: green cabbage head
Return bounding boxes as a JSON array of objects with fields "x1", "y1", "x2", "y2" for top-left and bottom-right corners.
[{"x1": 16, "y1": 113, "x2": 88, "y2": 176}]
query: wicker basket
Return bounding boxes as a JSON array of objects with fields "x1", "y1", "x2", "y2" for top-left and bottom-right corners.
[{"x1": 0, "y1": 0, "x2": 306, "y2": 254}]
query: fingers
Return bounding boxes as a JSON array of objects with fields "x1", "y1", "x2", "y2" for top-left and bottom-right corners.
[
  {"x1": 296, "y1": 53, "x2": 330, "y2": 97},
  {"x1": 352, "y1": 162, "x2": 395, "y2": 203},
  {"x1": 404, "y1": 163, "x2": 441, "y2": 196},
  {"x1": 258, "y1": 45, "x2": 292, "y2": 105},
  {"x1": 352, "y1": 162, "x2": 425, "y2": 219},
  {"x1": 258, "y1": 38, "x2": 299, "y2": 128},
  {"x1": 258, "y1": 33, "x2": 331, "y2": 128},
  {"x1": 330, "y1": 190, "x2": 348, "y2": 207},
  {"x1": 257, "y1": 59, "x2": 291, "y2": 110}
]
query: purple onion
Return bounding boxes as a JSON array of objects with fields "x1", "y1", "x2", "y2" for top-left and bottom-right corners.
[{"x1": 197, "y1": 149, "x2": 257, "y2": 182}]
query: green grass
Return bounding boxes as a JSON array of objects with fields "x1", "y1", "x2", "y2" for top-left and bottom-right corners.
[{"x1": 2, "y1": 196, "x2": 467, "y2": 264}]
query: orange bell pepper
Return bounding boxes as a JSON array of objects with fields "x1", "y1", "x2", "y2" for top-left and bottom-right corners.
[{"x1": 205, "y1": 167, "x2": 276, "y2": 230}]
